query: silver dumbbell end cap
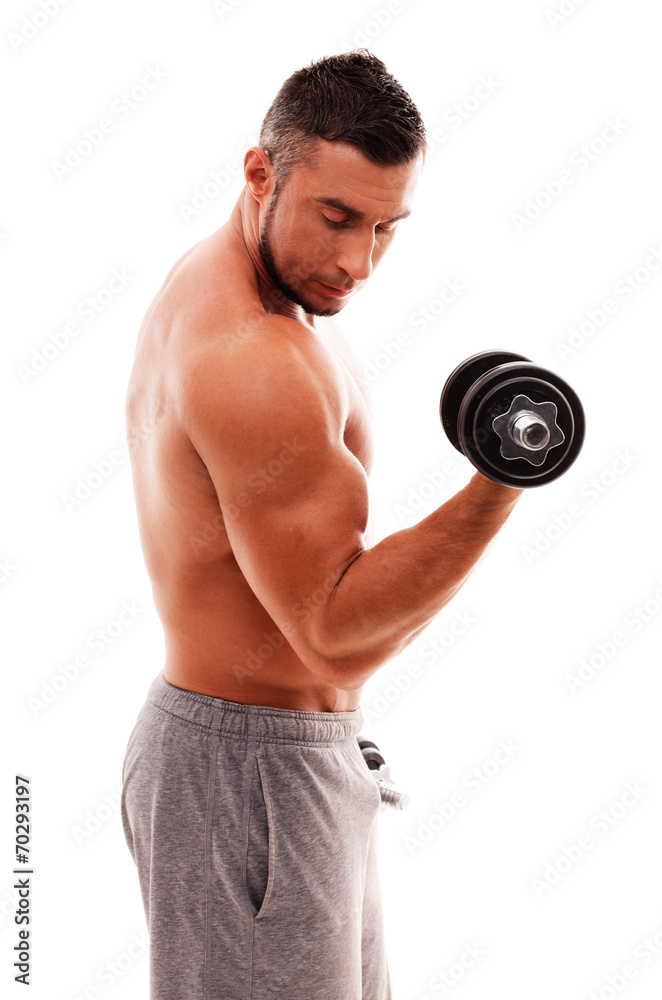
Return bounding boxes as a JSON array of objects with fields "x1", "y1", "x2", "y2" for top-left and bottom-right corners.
[{"x1": 492, "y1": 394, "x2": 565, "y2": 466}]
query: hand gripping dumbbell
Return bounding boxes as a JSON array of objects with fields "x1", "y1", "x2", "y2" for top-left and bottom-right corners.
[
  {"x1": 440, "y1": 350, "x2": 585, "y2": 487},
  {"x1": 357, "y1": 736, "x2": 409, "y2": 811}
]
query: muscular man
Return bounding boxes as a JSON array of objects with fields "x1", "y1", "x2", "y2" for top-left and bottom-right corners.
[{"x1": 121, "y1": 50, "x2": 522, "y2": 1000}]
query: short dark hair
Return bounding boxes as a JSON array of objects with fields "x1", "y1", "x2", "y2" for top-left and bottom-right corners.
[{"x1": 258, "y1": 49, "x2": 427, "y2": 190}]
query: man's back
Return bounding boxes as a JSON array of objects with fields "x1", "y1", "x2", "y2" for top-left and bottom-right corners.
[{"x1": 125, "y1": 218, "x2": 374, "y2": 711}]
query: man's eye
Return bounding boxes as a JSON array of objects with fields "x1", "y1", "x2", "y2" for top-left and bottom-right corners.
[
  {"x1": 323, "y1": 215, "x2": 396, "y2": 234},
  {"x1": 322, "y1": 215, "x2": 348, "y2": 228}
]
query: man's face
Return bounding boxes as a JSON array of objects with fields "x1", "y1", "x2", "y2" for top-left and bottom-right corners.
[{"x1": 258, "y1": 140, "x2": 423, "y2": 317}]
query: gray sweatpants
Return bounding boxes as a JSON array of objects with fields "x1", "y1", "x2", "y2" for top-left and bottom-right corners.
[{"x1": 120, "y1": 671, "x2": 393, "y2": 1000}]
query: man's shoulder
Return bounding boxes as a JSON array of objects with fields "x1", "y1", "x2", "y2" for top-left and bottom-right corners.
[
  {"x1": 177, "y1": 303, "x2": 317, "y2": 370},
  {"x1": 164, "y1": 248, "x2": 304, "y2": 356},
  {"x1": 176, "y1": 305, "x2": 345, "y2": 426},
  {"x1": 177, "y1": 309, "x2": 347, "y2": 461},
  {"x1": 161, "y1": 237, "x2": 345, "y2": 410}
]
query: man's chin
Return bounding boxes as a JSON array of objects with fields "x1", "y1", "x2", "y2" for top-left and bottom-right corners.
[
  {"x1": 306, "y1": 299, "x2": 347, "y2": 318},
  {"x1": 281, "y1": 283, "x2": 348, "y2": 318}
]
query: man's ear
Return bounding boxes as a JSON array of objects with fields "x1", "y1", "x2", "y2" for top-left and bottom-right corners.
[{"x1": 244, "y1": 147, "x2": 275, "y2": 202}]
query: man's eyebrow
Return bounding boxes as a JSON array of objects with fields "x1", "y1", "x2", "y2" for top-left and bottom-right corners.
[{"x1": 316, "y1": 197, "x2": 411, "y2": 224}]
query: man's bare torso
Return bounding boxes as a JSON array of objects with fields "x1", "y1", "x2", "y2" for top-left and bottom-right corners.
[{"x1": 125, "y1": 218, "x2": 374, "y2": 712}]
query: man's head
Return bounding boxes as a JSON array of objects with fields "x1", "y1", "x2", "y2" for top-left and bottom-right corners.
[{"x1": 245, "y1": 50, "x2": 427, "y2": 317}]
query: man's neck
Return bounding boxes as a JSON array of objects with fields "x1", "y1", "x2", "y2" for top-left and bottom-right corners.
[{"x1": 228, "y1": 189, "x2": 316, "y2": 328}]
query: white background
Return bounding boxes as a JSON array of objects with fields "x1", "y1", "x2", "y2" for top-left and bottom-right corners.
[{"x1": 2, "y1": 0, "x2": 661, "y2": 997}]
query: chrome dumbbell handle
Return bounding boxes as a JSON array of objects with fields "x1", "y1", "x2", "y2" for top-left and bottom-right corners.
[
  {"x1": 511, "y1": 410, "x2": 550, "y2": 450},
  {"x1": 374, "y1": 766, "x2": 410, "y2": 811}
]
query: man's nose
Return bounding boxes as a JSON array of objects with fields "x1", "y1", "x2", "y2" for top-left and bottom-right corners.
[{"x1": 336, "y1": 229, "x2": 375, "y2": 282}]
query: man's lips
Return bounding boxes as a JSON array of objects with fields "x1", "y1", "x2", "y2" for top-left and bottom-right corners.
[{"x1": 316, "y1": 280, "x2": 353, "y2": 296}]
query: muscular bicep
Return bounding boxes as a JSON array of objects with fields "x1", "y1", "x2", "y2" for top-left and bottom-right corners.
[
  {"x1": 181, "y1": 330, "x2": 370, "y2": 678},
  {"x1": 221, "y1": 437, "x2": 369, "y2": 662}
]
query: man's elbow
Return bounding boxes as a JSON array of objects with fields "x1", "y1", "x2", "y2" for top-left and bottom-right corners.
[{"x1": 300, "y1": 619, "x2": 382, "y2": 693}]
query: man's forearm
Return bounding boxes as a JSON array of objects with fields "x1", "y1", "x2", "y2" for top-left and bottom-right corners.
[{"x1": 318, "y1": 472, "x2": 523, "y2": 687}]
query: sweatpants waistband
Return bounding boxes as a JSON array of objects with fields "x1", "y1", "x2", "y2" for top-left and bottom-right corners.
[{"x1": 146, "y1": 671, "x2": 364, "y2": 746}]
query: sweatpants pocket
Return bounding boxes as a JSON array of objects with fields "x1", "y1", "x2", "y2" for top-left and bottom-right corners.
[{"x1": 245, "y1": 754, "x2": 274, "y2": 919}]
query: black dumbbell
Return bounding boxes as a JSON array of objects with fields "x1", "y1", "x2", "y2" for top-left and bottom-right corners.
[
  {"x1": 357, "y1": 737, "x2": 410, "y2": 811},
  {"x1": 440, "y1": 350, "x2": 585, "y2": 487}
]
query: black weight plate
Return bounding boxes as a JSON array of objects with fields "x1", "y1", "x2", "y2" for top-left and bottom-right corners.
[
  {"x1": 458, "y1": 362, "x2": 585, "y2": 487},
  {"x1": 361, "y1": 749, "x2": 386, "y2": 770},
  {"x1": 460, "y1": 366, "x2": 581, "y2": 486},
  {"x1": 440, "y1": 350, "x2": 530, "y2": 452},
  {"x1": 473, "y1": 377, "x2": 574, "y2": 480}
]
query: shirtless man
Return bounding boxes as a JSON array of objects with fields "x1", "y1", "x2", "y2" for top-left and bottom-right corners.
[{"x1": 121, "y1": 50, "x2": 522, "y2": 1000}]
